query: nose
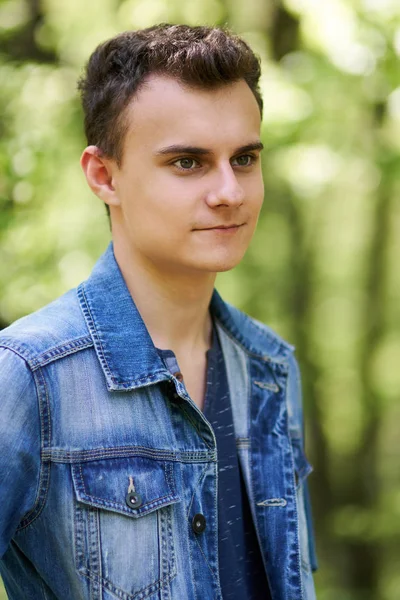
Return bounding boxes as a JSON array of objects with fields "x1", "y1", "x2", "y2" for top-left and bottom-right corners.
[{"x1": 205, "y1": 164, "x2": 245, "y2": 208}]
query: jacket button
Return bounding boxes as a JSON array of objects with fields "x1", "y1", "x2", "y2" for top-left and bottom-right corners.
[
  {"x1": 126, "y1": 492, "x2": 143, "y2": 509},
  {"x1": 192, "y1": 513, "x2": 206, "y2": 534}
]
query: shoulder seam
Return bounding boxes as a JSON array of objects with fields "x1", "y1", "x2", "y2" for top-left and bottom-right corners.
[{"x1": 0, "y1": 335, "x2": 94, "y2": 370}]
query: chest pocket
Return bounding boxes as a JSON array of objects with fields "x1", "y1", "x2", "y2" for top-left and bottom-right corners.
[{"x1": 71, "y1": 455, "x2": 180, "y2": 600}]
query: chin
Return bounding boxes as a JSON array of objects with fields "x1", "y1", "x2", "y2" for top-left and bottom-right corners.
[{"x1": 192, "y1": 253, "x2": 246, "y2": 273}]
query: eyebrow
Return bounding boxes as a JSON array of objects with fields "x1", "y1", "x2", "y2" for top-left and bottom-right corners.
[{"x1": 155, "y1": 141, "x2": 264, "y2": 157}]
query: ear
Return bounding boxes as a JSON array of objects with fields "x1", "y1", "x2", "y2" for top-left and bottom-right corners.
[{"x1": 80, "y1": 145, "x2": 120, "y2": 207}]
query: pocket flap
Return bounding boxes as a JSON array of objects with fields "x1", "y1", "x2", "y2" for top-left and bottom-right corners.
[{"x1": 71, "y1": 456, "x2": 180, "y2": 518}]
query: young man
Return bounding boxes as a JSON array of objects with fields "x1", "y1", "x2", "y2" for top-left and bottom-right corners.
[{"x1": 0, "y1": 25, "x2": 317, "y2": 600}]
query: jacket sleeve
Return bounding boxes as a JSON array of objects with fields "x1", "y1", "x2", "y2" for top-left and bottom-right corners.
[{"x1": 0, "y1": 347, "x2": 41, "y2": 558}]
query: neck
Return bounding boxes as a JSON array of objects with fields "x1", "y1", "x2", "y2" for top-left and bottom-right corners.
[{"x1": 113, "y1": 238, "x2": 215, "y2": 356}]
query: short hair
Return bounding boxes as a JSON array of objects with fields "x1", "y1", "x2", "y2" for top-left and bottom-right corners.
[{"x1": 77, "y1": 24, "x2": 263, "y2": 218}]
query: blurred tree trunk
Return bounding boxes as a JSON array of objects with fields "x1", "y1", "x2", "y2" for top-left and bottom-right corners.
[
  {"x1": 343, "y1": 103, "x2": 390, "y2": 596},
  {"x1": 268, "y1": 3, "x2": 386, "y2": 598},
  {"x1": 0, "y1": 0, "x2": 57, "y2": 63},
  {"x1": 268, "y1": 0, "x2": 336, "y2": 536},
  {"x1": 0, "y1": 0, "x2": 59, "y2": 332},
  {"x1": 270, "y1": 3, "x2": 299, "y2": 61}
]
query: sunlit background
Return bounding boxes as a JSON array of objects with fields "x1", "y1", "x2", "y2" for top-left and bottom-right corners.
[{"x1": 1, "y1": 0, "x2": 400, "y2": 598}]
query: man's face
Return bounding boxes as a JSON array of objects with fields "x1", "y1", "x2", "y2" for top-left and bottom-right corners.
[{"x1": 110, "y1": 75, "x2": 264, "y2": 275}]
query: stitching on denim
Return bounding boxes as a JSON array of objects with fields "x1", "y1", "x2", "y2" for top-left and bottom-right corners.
[
  {"x1": 79, "y1": 463, "x2": 86, "y2": 495},
  {"x1": 43, "y1": 446, "x2": 216, "y2": 464},
  {"x1": 80, "y1": 494, "x2": 179, "y2": 517},
  {"x1": 91, "y1": 507, "x2": 102, "y2": 600},
  {"x1": 41, "y1": 366, "x2": 52, "y2": 448},
  {"x1": 253, "y1": 380, "x2": 280, "y2": 392},
  {"x1": 0, "y1": 343, "x2": 35, "y2": 366},
  {"x1": 247, "y1": 361, "x2": 275, "y2": 599},
  {"x1": 17, "y1": 367, "x2": 52, "y2": 531},
  {"x1": 245, "y1": 353, "x2": 252, "y2": 441},
  {"x1": 16, "y1": 372, "x2": 44, "y2": 528},
  {"x1": 74, "y1": 502, "x2": 84, "y2": 573},
  {"x1": 236, "y1": 437, "x2": 250, "y2": 449},
  {"x1": 167, "y1": 505, "x2": 177, "y2": 582},
  {"x1": 45, "y1": 446, "x2": 178, "y2": 461},
  {"x1": 76, "y1": 505, "x2": 176, "y2": 600},
  {"x1": 78, "y1": 286, "x2": 169, "y2": 389},
  {"x1": 164, "y1": 462, "x2": 175, "y2": 497},
  {"x1": 187, "y1": 462, "x2": 221, "y2": 590},
  {"x1": 87, "y1": 508, "x2": 95, "y2": 600},
  {"x1": 285, "y1": 364, "x2": 305, "y2": 600},
  {"x1": 215, "y1": 308, "x2": 293, "y2": 356},
  {"x1": 114, "y1": 370, "x2": 170, "y2": 388},
  {"x1": 159, "y1": 506, "x2": 176, "y2": 600},
  {"x1": 74, "y1": 464, "x2": 178, "y2": 516},
  {"x1": 212, "y1": 459, "x2": 221, "y2": 596},
  {"x1": 179, "y1": 404, "x2": 213, "y2": 450},
  {"x1": 0, "y1": 337, "x2": 94, "y2": 371},
  {"x1": 213, "y1": 317, "x2": 290, "y2": 365},
  {"x1": 187, "y1": 464, "x2": 208, "y2": 519},
  {"x1": 245, "y1": 316, "x2": 293, "y2": 354},
  {"x1": 79, "y1": 564, "x2": 170, "y2": 600},
  {"x1": 159, "y1": 509, "x2": 167, "y2": 600},
  {"x1": 78, "y1": 283, "x2": 115, "y2": 383},
  {"x1": 186, "y1": 512, "x2": 198, "y2": 600},
  {"x1": 33, "y1": 337, "x2": 94, "y2": 369},
  {"x1": 193, "y1": 530, "x2": 219, "y2": 585}
]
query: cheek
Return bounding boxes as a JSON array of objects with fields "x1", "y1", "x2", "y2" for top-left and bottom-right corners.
[
  {"x1": 247, "y1": 177, "x2": 264, "y2": 211},
  {"x1": 122, "y1": 182, "x2": 193, "y2": 242}
]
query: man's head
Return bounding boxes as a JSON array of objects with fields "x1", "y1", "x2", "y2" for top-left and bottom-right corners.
[
  {"x1": 79, "y1": 24, "x2": 264, "y2": 275},
  {"x1": 78, "y1": 24, "x2": 263, "y2": 169}
]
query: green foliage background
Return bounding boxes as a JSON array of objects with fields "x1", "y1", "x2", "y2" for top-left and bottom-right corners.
[{"x1": 1, "y1": 0, "x2": 399, "y2": 598}]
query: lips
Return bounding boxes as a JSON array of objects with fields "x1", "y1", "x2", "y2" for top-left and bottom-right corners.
[
  {"x1": 200, "y1": 223, "x2": 244, "y2": 230},
  {"x1": 210, "y1": 224, "x2": 241, "y2": 229}
]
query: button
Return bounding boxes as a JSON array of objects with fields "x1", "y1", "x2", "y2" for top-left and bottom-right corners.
[
  {"x1": 125, "y1": 492, "x2": 143, "y2": 509},
  {"x1": 192, "y1": 513, "x2": 206, "y2": 534},
  {"x1": 174, "y1": 371, "x2": 184, "y2": 382}
]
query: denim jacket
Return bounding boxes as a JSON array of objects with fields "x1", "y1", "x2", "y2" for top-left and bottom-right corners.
[{"x1": 0, "y1": 242, "x2": 317, "y2": 600}]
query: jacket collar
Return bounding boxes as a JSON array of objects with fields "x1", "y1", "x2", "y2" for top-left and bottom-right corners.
[{"x1": 78, "y1": 242, "x2": 291, "y2": 391}]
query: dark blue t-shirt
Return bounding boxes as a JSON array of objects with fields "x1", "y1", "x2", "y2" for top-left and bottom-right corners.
[{"x1": 158, "y1": 323, "x2": 271, "y2": 599}]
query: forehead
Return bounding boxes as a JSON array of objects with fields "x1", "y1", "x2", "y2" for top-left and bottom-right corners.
[{"x1": 122, "y1": 75, "x2": 261, "y2": 153}]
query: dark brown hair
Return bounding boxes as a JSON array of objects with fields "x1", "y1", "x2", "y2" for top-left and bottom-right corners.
[{"x1": 78, "y1": 24, "x2": 263, "y2": 218}]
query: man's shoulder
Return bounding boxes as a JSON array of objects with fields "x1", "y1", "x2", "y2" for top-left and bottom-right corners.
[
  {"x1": 214, "y1": 296, "x2": 294, "y2": 362},
  {"x1": 0, "y1": 287, "x2": 91, "y2": 368}
]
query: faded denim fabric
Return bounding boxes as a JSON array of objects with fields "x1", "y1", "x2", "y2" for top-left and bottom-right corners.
[{"x1": 0, "y1": 242, "x2": 317, "y2": 600}]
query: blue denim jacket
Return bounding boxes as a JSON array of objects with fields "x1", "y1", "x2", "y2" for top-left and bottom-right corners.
[{"x1": 0, "y1": 242, "x2": 317, "y2": 600}]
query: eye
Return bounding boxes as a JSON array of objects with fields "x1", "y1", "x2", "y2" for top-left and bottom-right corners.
[
  {"x1": 232, "y1": 154, "x2": 255, "y2": 167},
  {"x1": 173, "y1": 157, "x2": 200, "y2": 170}
]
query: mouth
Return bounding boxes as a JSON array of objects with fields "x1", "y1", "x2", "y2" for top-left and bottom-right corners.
[{"x1": 197, "y1": 223, "x2": 245, "y2": 231}]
